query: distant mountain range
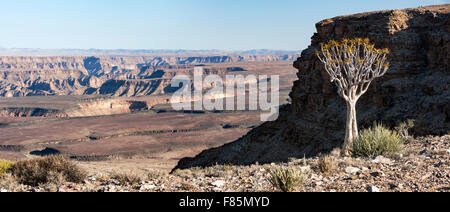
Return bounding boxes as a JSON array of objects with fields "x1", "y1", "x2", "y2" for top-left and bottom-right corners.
[{"x1": 0, "y1": 48, "x2": 301, "y2": 56}]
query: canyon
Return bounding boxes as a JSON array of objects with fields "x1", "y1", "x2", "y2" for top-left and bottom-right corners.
[
  {"x1": 0, "y1": 54, "x2": 297, "y2": 118},
  {"x1": 0, "y1": 55, "x2": 298, "y2": 98},
  {"x1": 0, "y1": 55, "x2": 298, "y2": 171}
]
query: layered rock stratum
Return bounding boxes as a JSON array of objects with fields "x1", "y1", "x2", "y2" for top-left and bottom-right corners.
[
  {"x1": 0, "y1": 55, "x2": 298, "y2": 97},
  {"x1": 175, "y1": 4, "x2": 450, "y2": 169}
]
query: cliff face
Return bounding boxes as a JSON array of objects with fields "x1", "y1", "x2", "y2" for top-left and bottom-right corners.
[
  {"x1": 174, "y1": 5, "x2": 450, "y2": 169},
  {"x1": 0, "y1": 99, "x2": 154, "y2": 118},
  {"x1": 0, "y1": 55, "x2": 298, "y2": 97},
  {"x1": 65, "y1": 99, "x2": 150, "y2": 117}
]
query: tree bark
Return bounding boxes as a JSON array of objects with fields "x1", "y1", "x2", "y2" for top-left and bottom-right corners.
[{"x1": 342, "y1": 100, "x2": 358, "y2": 156}]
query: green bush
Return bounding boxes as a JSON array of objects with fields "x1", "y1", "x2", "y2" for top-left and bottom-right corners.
[
  {"x1": 9, "y1": 155, "x2": 87, "y2": 186},
  {"x1": 0, "y1": 160, "x2": 14, "y2": 176},
  {"x1": 351, "y1": 123, "x2": 404, "y2": 158},
  {"x1": 268, "y1": 166, "x2": 307, "y2": 192}
]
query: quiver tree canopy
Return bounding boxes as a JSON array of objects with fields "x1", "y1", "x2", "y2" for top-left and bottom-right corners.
[{"x1": 315, "y1": 38, "x2": 390, "y2": 155}]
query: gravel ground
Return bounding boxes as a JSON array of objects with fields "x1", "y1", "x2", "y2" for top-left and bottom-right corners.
[{"x1": 1, "y1": 135, "x2": 449, "y2": 192}]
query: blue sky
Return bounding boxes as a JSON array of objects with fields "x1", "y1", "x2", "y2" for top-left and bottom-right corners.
[{"x1": 0, "y1": 0, "x2": 447, "y2": 51}]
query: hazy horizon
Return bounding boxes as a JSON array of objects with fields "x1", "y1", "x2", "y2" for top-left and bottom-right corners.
[{"x1": 0, "y1": 48, "x2": 301, "y2": 56}]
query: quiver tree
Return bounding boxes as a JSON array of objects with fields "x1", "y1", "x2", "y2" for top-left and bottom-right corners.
[{"x1": 315, "y1": 38, "x2": 390, "y2": 155}]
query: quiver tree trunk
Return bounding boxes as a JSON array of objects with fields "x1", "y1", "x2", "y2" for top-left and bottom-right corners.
[{"x1": 342, "y1": 100, "x2": 358, "y2": 156}]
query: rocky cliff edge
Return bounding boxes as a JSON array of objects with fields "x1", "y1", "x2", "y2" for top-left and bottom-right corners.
[{"x1": 174, "y1": 4, "x2": 450, "y2": 170}]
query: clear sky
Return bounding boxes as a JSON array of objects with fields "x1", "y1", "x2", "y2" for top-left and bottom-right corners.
[{"x1": 0, "y1": 0, "x2": 447, "y2": 51}]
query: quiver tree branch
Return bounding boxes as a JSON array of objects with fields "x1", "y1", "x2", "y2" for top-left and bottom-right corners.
[{"x1": 315, "y1": 38, "x2": 390, "y2": 155}]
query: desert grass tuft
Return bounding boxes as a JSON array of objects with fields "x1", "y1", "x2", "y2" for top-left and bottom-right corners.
[
  {"x1": 268, "y1": 165, "x2": 308, "y2": 192},
  {"x1": 318, "y1": 155, "x2": 338, "y2": 175},
  {"x1": 0, "y1": 160, "x2": 14, "y2": 177},
  {"x1": 351, "y1": 123, "x2": 404, "y2": 158}
]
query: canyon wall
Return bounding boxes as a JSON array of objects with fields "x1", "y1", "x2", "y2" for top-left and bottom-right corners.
[
  {"x1": 0, "y1": 55, "x2": 298, "y2": 97},
  {"x1": 0, "y1": 99, "x2": 154, "y2": 118},
  {"x1": 175, "y1": 5, "x2": 450, "y2": 169},
  {"x1": 65, "y1": 99, "x2": 151, "y2": 117}
]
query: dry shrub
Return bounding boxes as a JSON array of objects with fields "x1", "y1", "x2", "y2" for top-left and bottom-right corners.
[
  {"x1": 9, "y1": 155, "x2": 87, "y2": 186},
  {"x1": 180, "y1": 183, "x2": 196, "y2": 191},
  {"x1": 171, "y1": 169, "x2": 194, "y2": 179},
  {"x1": 204, "y1": 164, "x2": 234, "y2": 178},
  {"x1": 110, "y1": 172, "x2": 142, "y2": 185},
  {"x1": 318, "y1": 155, "x2": 338, "y2": 175},
  {"x1": 0, "y1": 173, "x2": 22, "y2": 191},
  {"x1": 147, "y1": 170, "x2": 167, "y2": 180},
  {"x1": 171, "y1": 167, "x2": 207, "y2": 179},
  {"x1": 395, "y1": 119, "x2": 415, "y2": 140},
  {"x1": 94, "y1": 173, "x2": 111, "y2": 183},
  {"x1": 268, "y1": 165, "x2": 308, "y2": 192}
]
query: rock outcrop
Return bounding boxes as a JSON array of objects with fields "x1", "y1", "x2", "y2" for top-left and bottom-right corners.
[
  {"x1": 0, "y1": 99, "x2": 153, "y2": 118},
  {"x1": 174, "y1": 4, "x2": 450, "y2": 169},
  {"x1": 65, "y1": 99, "x2": 150, "y2": 117}
]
